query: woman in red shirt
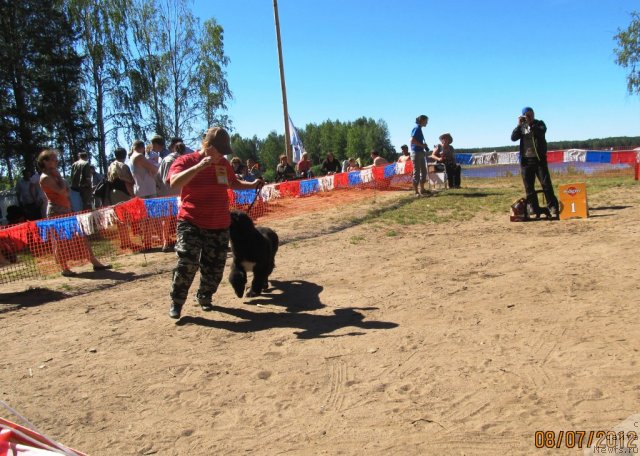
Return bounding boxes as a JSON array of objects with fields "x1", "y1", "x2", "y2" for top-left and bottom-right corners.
[{"x1": 166, "y1": 127, "x2": 263, "y2": 319}]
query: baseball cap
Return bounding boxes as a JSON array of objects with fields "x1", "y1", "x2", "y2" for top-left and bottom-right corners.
[
  {"x1": 522, "y1": 107, "x2": 533, "y2": 115},
  {"x1": 204, "y1": 127, "x2": 233, "y2": 156}
]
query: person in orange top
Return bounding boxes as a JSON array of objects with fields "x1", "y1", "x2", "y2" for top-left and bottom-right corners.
[
  {"x1": 37, "y1": 149, "x2": 111, "y2": 276},
  {"x1": 38, "y1": 149, "x2": 72, "y2": 217}
]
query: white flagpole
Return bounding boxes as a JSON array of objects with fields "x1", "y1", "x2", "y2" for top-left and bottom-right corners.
[{"x1": 273, "y1": 0, "x2": 293, "y2": 163}]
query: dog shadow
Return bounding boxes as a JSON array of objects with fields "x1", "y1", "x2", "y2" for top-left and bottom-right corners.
[
  {"x1": 177, "y1": 279, "x2": 398, "y2": 339},
  {"x1": 0, "y1": 288, "x2": 68, "y2": 313},
  {"x1": 245, "y1": 279, "x2": 324, "y2": 313}
]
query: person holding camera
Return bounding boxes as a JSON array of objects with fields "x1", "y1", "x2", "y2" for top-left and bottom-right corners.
[{"x1": 511, "y1": 107, "x2": 559, "y2": 219}]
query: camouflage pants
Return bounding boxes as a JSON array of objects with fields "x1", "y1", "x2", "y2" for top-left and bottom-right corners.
[{"x1": 170, "y1": 220, "x2": 230, "y2": 306}]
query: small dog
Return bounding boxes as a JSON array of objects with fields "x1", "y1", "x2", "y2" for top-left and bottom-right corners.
[{"x1": 228, "y1": 210, "x2": 279, "y2": 298}]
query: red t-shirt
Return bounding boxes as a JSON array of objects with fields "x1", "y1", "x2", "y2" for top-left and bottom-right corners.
[
  {"x1": 167, "y1": 152, "x2": 239, "y2": 229},
  {"x1": 297, "y1": 159, "x2": 311, "y2": 172}
]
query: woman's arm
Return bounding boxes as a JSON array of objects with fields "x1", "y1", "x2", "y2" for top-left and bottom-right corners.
[
  {"x1": 429, "y1": 145, "x2": 443, "y2": 161},
  {"x1": 133, "y1": 153, "x2": 159, "y2": 175},
  {"x1": 230, "y1": 178, "x2": 263, "y2": 191}
]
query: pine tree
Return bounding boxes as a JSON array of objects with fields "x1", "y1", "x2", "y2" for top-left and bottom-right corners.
[{"x1": 0, "y1": 0, "x2": 89, "y2": 175}]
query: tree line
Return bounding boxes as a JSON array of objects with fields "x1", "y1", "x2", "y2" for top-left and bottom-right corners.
[
  {"x1": 229, "y1": 117, "x2": 394, "y2": 181},
  {"x1": 0, "y1": 0, "x2": 231, "y2": 181}
]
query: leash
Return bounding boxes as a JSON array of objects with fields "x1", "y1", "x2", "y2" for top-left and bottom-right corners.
[{"x1": 246, "y1": 181, "x2": 264, "y2": 215}]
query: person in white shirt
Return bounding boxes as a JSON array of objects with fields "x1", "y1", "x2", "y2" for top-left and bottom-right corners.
[
  {"x1": 130, "y1": 139, "x2": 160, "y2": 249},
  {"x1": 130, "y1": 140, "x2": 159, "y2": 198}
]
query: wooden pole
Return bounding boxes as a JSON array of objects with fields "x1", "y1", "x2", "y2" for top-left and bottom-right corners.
[{"x1": 273, "y1": 0, "x2": 292, "y2": 162}]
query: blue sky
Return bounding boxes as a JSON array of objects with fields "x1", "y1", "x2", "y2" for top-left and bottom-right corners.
[{"x1": 193, "y1": 0, "x2": 640, "y2": 151}]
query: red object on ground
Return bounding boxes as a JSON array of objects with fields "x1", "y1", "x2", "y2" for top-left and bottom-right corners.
[
  {"x1": 635, "y1": 162, "x2": 639, "y2": 181},
  {"x1": 0, "y1": 416, "x2": 86, "y2": 455}
]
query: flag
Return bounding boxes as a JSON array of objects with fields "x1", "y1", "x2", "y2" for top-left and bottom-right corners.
[{"x1": 288, "y1": 116, "x2": 306, "y2": 163}]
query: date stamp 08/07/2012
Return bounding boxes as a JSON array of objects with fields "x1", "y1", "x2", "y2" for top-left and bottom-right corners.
[{"x1": 534, "y1": 430, "x2": 638, "y2": 452}]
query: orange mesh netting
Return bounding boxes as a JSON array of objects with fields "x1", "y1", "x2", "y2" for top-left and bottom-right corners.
[{"x1": 0, "y1": 158, "x2": 634, "y2": 284}]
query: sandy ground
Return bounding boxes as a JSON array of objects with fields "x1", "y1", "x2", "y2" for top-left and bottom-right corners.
[{"x1": 1, "y1": 184, "x2": 640, "y2": 455}]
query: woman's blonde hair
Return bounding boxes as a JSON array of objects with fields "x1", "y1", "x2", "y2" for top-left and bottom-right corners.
[{"x1": 36, "y1": 149, "x2": 58, "y2": 171}]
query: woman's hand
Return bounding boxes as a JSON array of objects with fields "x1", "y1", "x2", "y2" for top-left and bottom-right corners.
[{"x1": 197, "y1": 156, "x2": 214, "y2": 170}]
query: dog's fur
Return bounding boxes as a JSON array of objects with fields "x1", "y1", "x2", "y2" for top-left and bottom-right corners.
[{"x1": 228, "y1": 210, "x2": 279, "y2": 298}]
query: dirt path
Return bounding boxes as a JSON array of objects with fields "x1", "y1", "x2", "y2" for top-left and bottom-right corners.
[{"x1": 1, "y1": 185, "x2": 639, "y2": 455}]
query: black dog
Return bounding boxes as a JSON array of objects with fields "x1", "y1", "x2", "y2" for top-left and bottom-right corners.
[{"x1": 228, "y1": 210, "x2": 279, "y2": 298}]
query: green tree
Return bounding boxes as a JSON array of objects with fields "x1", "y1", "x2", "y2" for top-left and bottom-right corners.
[
  {"x1": 117, "y1": 0, "x2": 231, "y2": 144},
  {"x1": 258, "y1": 131, "x2": 284, "y2": 181},
  {"x1": 128, "y1": 0, "x2": 169, "y2": 139},
  {"x1": 614, "y1": 11, "x2": 640, "y2": 95},
  {"x1": 346, "y1": 126, "x2": 366, "y2": 161},
  {"x1": 67, "y1": 0, "x2": 131, "y2": 173},
  {"x1": 0, "y1": 0, "x2": 88, "y2": 174},
  {"x1": 231, "y1": 134, "x2": 260, "y2": 162},
  {"x1": 300, "y1": 123, "x2": 321, "y2": 163},
  {"x1": 197, "y1": 18, "x2": 232, "y2": 132},
  {"x1": 261, "y1": 117, "x2": 394, "y2": 169}
]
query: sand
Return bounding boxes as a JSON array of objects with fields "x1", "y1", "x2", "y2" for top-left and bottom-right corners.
[{"x1": 1, "y1": 184, "x2": 639, "y2": 455}]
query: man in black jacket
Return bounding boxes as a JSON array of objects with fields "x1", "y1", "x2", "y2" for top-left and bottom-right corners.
[
  {"x1": 511, "y1": 107, "x2": 559, "y2": 219},
  {"x1": 320, "y1": 152, "x2": 341, "y2": 175}
]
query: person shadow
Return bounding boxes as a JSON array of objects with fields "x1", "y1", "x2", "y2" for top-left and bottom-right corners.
[{"x1": 176, "y1": 279, "x2": 398, "y2": 339}]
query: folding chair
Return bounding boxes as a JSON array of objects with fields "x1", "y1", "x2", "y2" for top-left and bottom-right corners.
[{"x1": 428, "y1": 163, "x2": 448, "y2": 190}]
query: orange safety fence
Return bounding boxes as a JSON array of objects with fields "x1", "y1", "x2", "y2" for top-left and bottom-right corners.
[
  {"x1": 1, "y1": 157, "x2": 636, "y2": 285},
  {"x1": 0, "y1": 162, "x2": 415, "y2": 284}
]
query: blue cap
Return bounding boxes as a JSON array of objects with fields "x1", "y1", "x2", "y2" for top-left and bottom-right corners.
[{"x1": 522, "y1": 106, "x2": 533, "y2": 115}]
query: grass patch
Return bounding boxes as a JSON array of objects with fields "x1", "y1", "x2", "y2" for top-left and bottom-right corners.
[
  {"x1": 363, "y1": 175, "x2": 638, "y2": 226},
  {"x1": 350, "y1": 235, "x2": 365, "y2": 245}
]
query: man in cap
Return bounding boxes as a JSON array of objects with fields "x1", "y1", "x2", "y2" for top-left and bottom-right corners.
[
  {"x1": 511, "y1": 107, "x2": 559, "y2": 219},
  {"x1": 166, "y1": 127, "x2": 263, "y2": 319}
]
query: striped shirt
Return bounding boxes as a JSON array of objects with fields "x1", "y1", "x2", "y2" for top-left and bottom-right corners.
[{"x1": 168, "y1": 152, "x2": 239, "y2": 229}]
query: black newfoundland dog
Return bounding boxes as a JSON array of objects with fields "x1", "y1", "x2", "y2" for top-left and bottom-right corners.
[{"x1": 228, "y1": 210, "x2": 279, "y2": 298}]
